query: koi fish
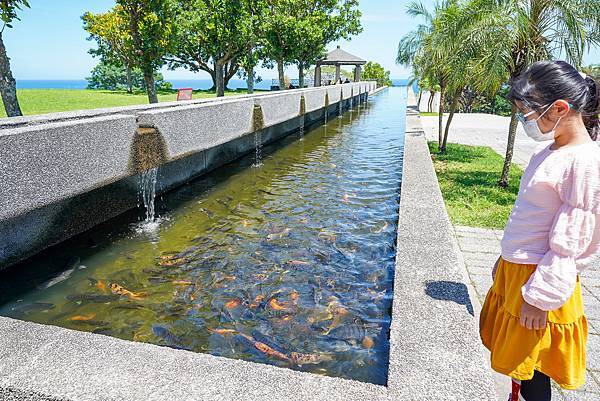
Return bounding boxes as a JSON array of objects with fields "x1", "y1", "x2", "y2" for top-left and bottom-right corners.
[
  {"x1": 209, "y1": 328, "x2": 237, "y2": 335},
  {"x1": 66, "y1": 294, "x2": 120, "y2": 303},
  {"x1": 159, "y1": 257, "x2": 188, "y2": 267},
  {"x1": 110, "y1": 283, "x2": 145, "y2": 300},
  {"x1": 327, "y1": 323, "x2": 366, "y2": 341},
  {"x1": 10, "y1": 302, "x2": 55, "y2": 315},
  {"x1": 362, "y1": 336, "x2": 375, "y2": 349},
  {"x1": 290, "y1": 352, "x2": 334, "y2": 366},
  {"x1": 225, "y1": 299, "x2": 242, "y2": 309},
  {"x1": 68, "y1": 313, "x2": 96, "y2": 321},
  {"x1": 241, "y1": 220, "x2": 252, "y2": 227},
  {"x1": 266, "y1": 228, "x2": 290, "y2": 241},
  {"x1": 341, "y1": 194, "x2": 351, "y2": 203},
  {"x1": 372, "y1": 222, "x2": 389, "y2": 234},
  {"x1": 287, "y1": 260, "x2": 309, "y2": 266},
  {"x1": 238, "y1": 333, "x2": 290, "y2": 362},
  {"x1": 268, "y1": 298, "x2": 288, "y2": 311},
  {"x1": 249, "y1": 294, "x2": 265, "y2": 308},
  {"x1": 172, "y1": 280, "x2": 193, "y2": 285},
  {"x1": 289, "y1": 290, "x2": 299, "y2": 305},
  {"x1": 318, "y1": 230, "x2": 337, "y2": 242},
  {"x1": 152, "y1": 325, "x2": 187, "y2": 350}
]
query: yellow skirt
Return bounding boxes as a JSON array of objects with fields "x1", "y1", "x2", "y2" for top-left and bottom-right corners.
[{"x1": 479, "y1": 257, "x2": 588, "y2": 390}]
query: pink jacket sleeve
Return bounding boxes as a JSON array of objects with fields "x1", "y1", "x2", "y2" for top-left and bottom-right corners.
[{"x1": 522, "y1": 153, "x2": 600, "y2": 311}]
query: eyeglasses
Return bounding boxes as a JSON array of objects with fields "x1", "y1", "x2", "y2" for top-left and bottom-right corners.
[
  {"x1": 515, "y1": 102, "x2": 574, "y2": 124},
  {"x1": 516, "y1": 104, "x2": 549, "y2": 124}
]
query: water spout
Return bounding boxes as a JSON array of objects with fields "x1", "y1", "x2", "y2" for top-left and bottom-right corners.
[
  {"x1": 140, "y1": 167, "x2": 158, "y2": 222},
  {"x1": 253, "y1": 131, "x2": 263, "y2": 168}
]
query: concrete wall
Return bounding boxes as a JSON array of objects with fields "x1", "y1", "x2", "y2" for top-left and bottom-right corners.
[{"x1": 0, "y1": 82, "x2": 376, "y2": 269}]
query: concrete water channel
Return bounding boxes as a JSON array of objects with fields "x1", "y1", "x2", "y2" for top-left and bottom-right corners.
[{"x1": 0, "y1": 84, "x2": 497, "y2": 400}]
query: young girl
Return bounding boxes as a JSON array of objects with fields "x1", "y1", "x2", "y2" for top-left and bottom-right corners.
[{"x1": 480, "y1": 60, "x2": 600, "y2": 401}]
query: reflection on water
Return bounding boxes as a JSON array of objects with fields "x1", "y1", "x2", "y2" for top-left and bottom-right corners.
[{"x1": 0, "y1": 88, "x2": 406, "y2": 385}]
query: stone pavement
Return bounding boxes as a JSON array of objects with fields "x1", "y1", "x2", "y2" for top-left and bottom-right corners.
[
  {"x1": 421, "y1": 113, "x2": 540, "y2": 169},
  {"x1": 454, "y1": 225, "x2": 600, "y2": 400}
]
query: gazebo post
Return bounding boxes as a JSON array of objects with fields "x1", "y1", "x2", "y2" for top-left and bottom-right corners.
[
  {"x1": 315, "y1": 64, "x2": 322, "y2": 87},
  {"x1": 354, "y1": 65, "x2": 362, "y2": 82},
  {"x1": 335, "y1": 65, "x2": 341, "y2": 84}
]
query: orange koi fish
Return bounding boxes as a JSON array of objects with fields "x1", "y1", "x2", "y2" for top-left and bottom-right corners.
[
  {"x1": 110, "y1": 283, "x2": 145, "y2": 300},
  {"x1": 96, "y1": 280, "x2": 107, "y2": 293},
  {"x1": 268, "y1": 298, "x2": 288, "y2": 311},
  {"x1": 225, "y1": 299, "x2": 242, "y2": 309},
  {"x1": 68, "y1": 313, "x2": 96, "y2": 321},
  {"x1": 362, "y1": 336, "x2": 375, "y2": 349},
  {"x1": 158, "y1": 257, "x2": 188, "y2": 267},
  {"x1": 238, "y1": 333, "x2": 291, "y2": 362},
  {"x1": 209, "y1": 328, "x2": 237, "y2": 335}
]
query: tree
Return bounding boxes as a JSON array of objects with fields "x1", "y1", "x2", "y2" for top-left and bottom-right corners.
[
  {"x1": 116, "y1": 0, "x2": 176, "y2": 103},
  {"x1": 168, "y1": 0, "x2": 256, "y2": 97},
  {"x1": 362, "y1": 61, "x2": 392, "y2": 87},
  {"x1": 82, "y1": 8, "x2": 136, "y2": 93},
  {"x1": 0, "y1": 0, "x2": 29, "y2": 117},
  {"x1": 86, "y1": 60, "x2": 172, "y2": 91},
  {"x1": 464, "y1": 0, "x2": 600, "y2": 187},
  {"x1": 292, "y1": 0, "x2": 362, "y2": 88},
  {"x1": 262, "y1": 0, "x2": 300, "y2": 91}
]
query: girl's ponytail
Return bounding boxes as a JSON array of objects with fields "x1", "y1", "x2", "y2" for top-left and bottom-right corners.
[{"x1": 582, "y1": 75, "x2": 600, "y2": 141}]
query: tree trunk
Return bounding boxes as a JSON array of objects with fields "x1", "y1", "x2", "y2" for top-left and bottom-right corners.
[
  {"x1": 215, "y1": 60, "x2": 225, "y2": 97},
  {"x1": 438, "y1": 85, "x2": 445, "y2": 150},
  {"x1": 441, "y1": 93, "x2": 460, "y2": 152},
  {"x1": 428, "y1": 90, "x2": 434, "y2": 113},
  {"x1": 126, "y1": 66, "x2": 133, "y2": 94},
  {"x1": 143, "y1": 70, "x2": 158, "y2": 104},
  {"x1": 247, "y1": 67, "x2": 254, "y2": 94},
  {"x1": 417, "y1": 90, "x2": 423, "y2": 111},
  {"x1": 298, "y1": 63, "x2": 305, "y2": 89},
  {"x1": 0, "y1": 32, "x2": 22, "y2": 117},
  {"x1": 247, "y1": 48, "x2": 254, "y2": 94},
  {"x1": 499, "y1": 104, "x2": 519, "y2": 187},
  {"x1": 277, "y1": 60, "x2": 285, "y2": 90}
]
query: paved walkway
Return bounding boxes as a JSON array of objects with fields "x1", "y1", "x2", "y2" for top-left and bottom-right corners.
[
  {"x1": 455, "y1": 225, "x2": 600, "y2": 400},
  {"x1": 421, "y1": 113, "x2": 540, "y2": 168}
]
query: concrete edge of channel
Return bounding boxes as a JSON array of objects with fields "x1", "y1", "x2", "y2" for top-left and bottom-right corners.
[{"x1": 385, "y1": 88, "x2": 497, "y2": 400}]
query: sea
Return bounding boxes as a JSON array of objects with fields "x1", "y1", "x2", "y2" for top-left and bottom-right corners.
[{"x1": 17, "y1": 78, "x2": 412, "y2": 90}]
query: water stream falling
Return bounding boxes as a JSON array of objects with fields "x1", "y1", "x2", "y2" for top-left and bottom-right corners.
[
  {"x1": 140, "y1": 167, "x2": 158, "y2": 222},
  {"x1": 299, "y1": 120, "x2": 305, "y2": 140},
  {"x1": 253, "y1": 131, "x2": 263, "y2": 167}
]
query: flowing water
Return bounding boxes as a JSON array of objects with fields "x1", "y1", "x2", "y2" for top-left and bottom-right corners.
[{"x1": 0, "y1": 87, "x2": 406, "y2": 385}]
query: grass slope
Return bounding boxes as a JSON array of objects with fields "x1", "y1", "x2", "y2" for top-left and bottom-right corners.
[
  {"x1": 428, "y1": 142, "x2": 523, "y2": 229},
  {"x1": 0, "y1": 89, "x2": 250, "y2": 117}
]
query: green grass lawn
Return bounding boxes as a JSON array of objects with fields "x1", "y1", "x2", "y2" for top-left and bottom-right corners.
[
  {"x1": 0, "y1": 88, "x2": 251, "y2": 117},
  {"x1": 428, "y1": 142, "x2": 523, "y2": 229},
  {"x1": 420, "y1": 112, "x2": 440, "y2": 116}
]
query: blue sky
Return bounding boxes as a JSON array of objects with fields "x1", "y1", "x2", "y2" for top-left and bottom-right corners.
[{"x1": 4, "y1": 0, "x2": 600, "y2": 80}]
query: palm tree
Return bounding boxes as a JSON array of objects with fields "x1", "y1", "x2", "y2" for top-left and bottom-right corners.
[
  {"x1": 397, "y1": 1, "x2": 451, "y2": 149},
  {"x1": 464, "y1": 0, "x2": 600, "y2": 187}
]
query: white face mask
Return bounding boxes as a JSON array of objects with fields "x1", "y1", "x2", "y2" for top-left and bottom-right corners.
[{"x1": 517, "y1": 102, "x2": 566, "y2": 142}]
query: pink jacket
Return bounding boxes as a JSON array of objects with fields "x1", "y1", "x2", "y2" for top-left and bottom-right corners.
[{"x1": 501, "y1": 141, "x2": 600, "y2": 311}]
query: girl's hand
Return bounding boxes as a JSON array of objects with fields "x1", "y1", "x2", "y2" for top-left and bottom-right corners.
[
  {"x1": 492, "y1": 256, "x2": 501, "y2": 280},
  {"x1": 520, "y1": 301, "x2": 548, "y2": 330}
]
